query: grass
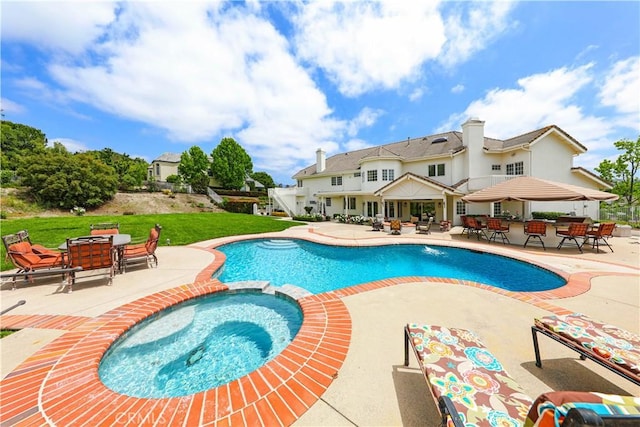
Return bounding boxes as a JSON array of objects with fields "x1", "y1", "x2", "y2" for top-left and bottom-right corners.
[{"x1": 1, "y1": 212, "x2": 303, "y2": 271}]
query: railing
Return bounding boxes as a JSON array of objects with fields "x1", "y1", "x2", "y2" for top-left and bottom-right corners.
[
  {"x1": 207, "y1": 187, "x2": 224, "y2": 204},
  {"x1": 599, "y1": 204, "x2": 639, "y2": 222},
  {"x1": 467, "y1": 175, "x2": 516, "y2": 191}
]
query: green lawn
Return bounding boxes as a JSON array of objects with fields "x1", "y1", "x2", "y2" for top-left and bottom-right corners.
[{"x1": 1, "y1": 212, "x2": 303, "y2": 271}]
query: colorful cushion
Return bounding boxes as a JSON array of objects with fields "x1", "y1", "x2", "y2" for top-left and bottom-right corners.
[
  {"x1": 535, "y1": 313, "x2": 640, "y2": 379},
  {"x1": 524, "y1": 391, "x2": 640, "y2": 426},
  {"x1": 407, "y1": 324, "x2": 533, "y2": 426}
]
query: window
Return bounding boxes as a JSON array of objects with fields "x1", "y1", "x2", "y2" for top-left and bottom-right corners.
[
  {"x1": 456, "y1": 201, "x2": 467, "y2": 215},
  {"x1": 367, "y1": 170, "x2": 378, "y2": 182},
  {"x1": 297, "y1": 180, "x2": 303, "y2": 187},
  {"x1": 493, "y1": 202, "x2": 502, "y2": 216},
  {"x1": 331, "y1": 176, "x2": 342, "y2": 186},
  {"x1": 506, "y1": 161, "x2": 524, "y2": 176},
  {"x1": 354, "y1": 172, "x2": 361, "y2": 177},
  {"x1": 155, "y1": 163, "x2": 160, "y2": 176},
  {"x1": 326, "y1": 198, "x2": 332, "y2": 207},
  {"x1": 428, "y1": 164, "x2": 445, "y2": 177},
  {"x1": 348, "y1": 197, "x2": 356, "y2": 209},
  {"x1": 386, "y1": 201, "x2": 395, "y2": 218},
  {"x1": 382, "y1": 169, "x2": 394, "y2": 181},
  {"x1": 492, "y1": 164, "x2": 501, "y2": 171}
]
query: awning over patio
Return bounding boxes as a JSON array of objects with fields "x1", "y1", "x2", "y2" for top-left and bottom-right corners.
[{"x1": 461, "y1": 176, "x2": 619, "y2": 203}]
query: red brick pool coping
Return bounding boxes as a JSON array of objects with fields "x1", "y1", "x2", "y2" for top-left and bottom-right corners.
[{"x1": 1, "y1": 242, "x2": 637, "y2": 426}]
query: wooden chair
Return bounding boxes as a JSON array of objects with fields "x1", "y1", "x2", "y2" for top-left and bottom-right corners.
[
  {"x1": 486, "y1": 218, "x2": 510, "y2": 244},
  {"x1": 65, "y1": 236, "x2": 115, "y2": 292},
  {"x1": 121, "y1": 224, "x2": 162, "y2": 272},
  {"x1": 90, "y1": 223, "x2": 120, "y2": 235},
  {"x1": 584, "y1": 222, "x2": 616, "y2": 252},
  {"x1": 556, "y1": 222, "x2": 589, "y2": 253},
  {"x1": 524, "y1": 220, "x2": 547, "y2": 250}
]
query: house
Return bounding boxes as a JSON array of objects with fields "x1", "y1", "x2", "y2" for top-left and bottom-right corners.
[
  {"x1": 269, "y1": 118, "x2": 612, "y2": 224},
  {"x1": 148, "y1": 152, "x2": 264, "y2": 191}
]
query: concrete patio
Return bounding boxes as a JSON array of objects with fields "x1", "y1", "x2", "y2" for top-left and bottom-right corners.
[{"x1": 1, "y1": 221, "x2": 638, "y2": 426}]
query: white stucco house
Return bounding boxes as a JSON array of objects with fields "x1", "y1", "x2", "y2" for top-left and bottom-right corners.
[{"x1": 269, "y1": 118, "x2": 612, "y2": 224}]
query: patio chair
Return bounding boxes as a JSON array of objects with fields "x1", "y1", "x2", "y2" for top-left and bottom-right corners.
[
  {"x1": 439, "y1": 220, "x2": 451, "y2": 232},
  {"x1": 532, "y1": 313, "x2": 640, "y2": 386},
  {"x1": 90, "y1": 222, "x2": 120, "y2": 235},
  {"x1": 466, "y1": 216, "x2": 487, "y2": 240},
  {"x1": 2, "y1": 230, "x2": 67, "y2": 290},
  {"x1": 524, "y1": 220, "x2": 547, "y2": 250},
  {"x1": 371, "y1": 214, "x2": 384, "y2": 231},
  {"x1": 121, "y1": 224, "x2": 162, "y2": 272},
  {"x1": 389, "y1": 219, "x2": 402, "y2": 235},
  {"x1": 65, "y1": 235, "x2": 116, "y2": 292},
  {"x1": 584, "y1": 222, "x2": 616, "y2": 253},
  {"x1": 460, "y1": 215, "x2": 470, "y2": 236},
  {"x1": 556, "y1": 222, "x2": 589, "y2": 253},
  {"x1": 486, "y1": 218, "x2": 510, "y2": 244},
  {"x1": 416, "y1": 217, "x2": 433, "y2": 234}
]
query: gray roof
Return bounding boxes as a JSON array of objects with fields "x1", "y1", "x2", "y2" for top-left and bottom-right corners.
[
  {"x1": 153, "y1": 152, "x2": 182, "y2": 163},
  {"x1": 293, "y1": 125, "x2": 585, "y2": 179}
]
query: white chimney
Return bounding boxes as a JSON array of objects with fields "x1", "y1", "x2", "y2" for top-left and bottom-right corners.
[
  {"x1": 462, "y1": 118, "x2": 485, "y2": 178},
  {"x1": 316, "y1": 148, "x2": 326, "y2": 173}
]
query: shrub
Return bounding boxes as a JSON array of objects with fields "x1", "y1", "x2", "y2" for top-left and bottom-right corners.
[
  {"x1": 293, "y1": 213, "x2": 324, "y2": 222},
  {"x1": 271, "y1": 211, "x2": 289, "y2": 217},
  {"x1": 532, "y1": 211, "x2": 565, "y2": 220}
]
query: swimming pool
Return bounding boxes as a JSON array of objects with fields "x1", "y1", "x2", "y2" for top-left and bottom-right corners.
[
  {"x1": 98, "y1": 290, "x2": 303, "y2": 398},
  {"x1": 216, "y1": 239, "x2": 565, "y2": 293}
]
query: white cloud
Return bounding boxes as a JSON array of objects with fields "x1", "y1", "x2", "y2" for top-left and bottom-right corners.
[
  {"x1": 51, "y1": 137, "x2": 89, "y2": 153},
  {"x1": 451, "y1": 84, "x2": 464, "y2": 94},
  {"x1": 292, "y1": 1, "x2": 446, "y2": 97},
  {"x1": 0, "y1": 98, "x2": 25, "y2": 114},
  {"x1": 598, "y1": 56, "x2": 640, "y2": 129},
  {"x1": 409, "y1": 87, "x2": 425, "y2": 101},
  {"x1": 344, "y1": 138, "x2": 372, "y2": 152},
  {"x1": 346, "y1": 107, "x2": 384, "y2": 137},
  {"x1": 1, "y1": 1, "x2": 116, "y2": 54},
  {"x1": 439, "y1": 1, "x2": 516, "y2": 68},
  {"x1": 16, "y1": 2, "x2": 344, "y2": 181}
]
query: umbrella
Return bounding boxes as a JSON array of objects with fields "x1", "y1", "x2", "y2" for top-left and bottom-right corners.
[{"x1": 461, "y1": 176, "x2": 618, "y2": 203}]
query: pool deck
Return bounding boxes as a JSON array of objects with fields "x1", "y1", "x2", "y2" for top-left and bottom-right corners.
[{"x1": 1, "y1": 222, "x2": 638, "y2": 426}]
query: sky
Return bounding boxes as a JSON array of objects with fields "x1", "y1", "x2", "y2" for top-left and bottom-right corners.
[{"x1": 2, "y1": 1, "x2": 639, "y2": 186}]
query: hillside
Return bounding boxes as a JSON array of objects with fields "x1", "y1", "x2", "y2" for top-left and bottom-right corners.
[{"x1": 1, "y1": 190, "x2": 224, "y2": 218}]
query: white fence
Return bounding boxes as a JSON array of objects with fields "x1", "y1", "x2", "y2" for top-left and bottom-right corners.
[{"x1": 599, "y1": 204, "x2": 639, "y2": 222}]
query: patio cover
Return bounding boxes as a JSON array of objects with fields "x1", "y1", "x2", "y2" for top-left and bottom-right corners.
[{"x1": 461, "y1": 176, "x2": 618, "y2": 203}]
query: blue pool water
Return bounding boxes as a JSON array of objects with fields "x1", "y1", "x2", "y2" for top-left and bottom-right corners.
[
  {"x1": 99, "y1": 291, "x2": 303, "y2": 398},
  {"x1": 217, "y1": 239, "x2": 565, "y2": 293}
]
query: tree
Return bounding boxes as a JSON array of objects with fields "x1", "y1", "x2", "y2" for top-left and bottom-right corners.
[
  {"x1": 178, "y1": 146, "x2": 210, "y2": 194},
  {"x1": 250, "y1": 171, "x2": 276, "y2": 189},
  {"x1": 595, "y1": 136, "x2": 640, "y2": 204},
  {"x1": 210, "y1": 137, "x2": 253, "y2": 190},
  {"x1": 0, "y1": 120, "x2": 48, "y2": 172},
  {"x1": 86, "y1": 149, "x2": 149, "y2": 190},
  {"x1": 18, "y1": 143, "x2": 118, "y2": 208}
]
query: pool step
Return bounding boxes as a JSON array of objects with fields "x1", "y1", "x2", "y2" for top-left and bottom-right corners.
[{"x1": 257, "y1": 239, "x2": 299, "y2": 250}]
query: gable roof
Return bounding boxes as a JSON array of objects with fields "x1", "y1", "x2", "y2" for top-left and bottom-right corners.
[
  {"x1": 293, "y1": 124, "x2": 583, "y2": 179},
  {"x1": 374, "y1": 172, "x2": 461, "y2": 196},
  {"x1": 153, "y1": 152, "x2": 181, "y2": 163}
]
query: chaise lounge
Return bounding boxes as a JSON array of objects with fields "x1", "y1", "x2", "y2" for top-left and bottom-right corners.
[
  {"x1": 404, "y1": 323, "x2": 640, "y2": 426},
  {"x1": 531, "y1": 313, "x2": 640, "y2": 386}
]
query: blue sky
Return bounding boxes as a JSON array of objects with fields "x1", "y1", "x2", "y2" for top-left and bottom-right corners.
[{"x1": 2, "y1": 1, "x2": 639, "y2": 186}]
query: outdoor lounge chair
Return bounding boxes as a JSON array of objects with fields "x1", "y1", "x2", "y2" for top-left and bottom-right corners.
[
  {"x1": 584, "y1": 222, "x2": 616, "y2": 253},
  {"x1": 532, "y1": 312, "x2": 640, "y2": 386},
  {"x1": 2, "y1": 231, "x2": 67, "y2": 288},
  {"x1": 90, "y1": 222, "x2": 120, "y2": 235},
  {"x1": 65, "y1": 235, "x2": 115, "y2": 292},
  {"x1": 524, "y1": 220, "x2": 547, "y2": 250},
  {"x1": 389, "y1": 219, "x2": 402, "y2": 235},
  {"x1": 371, "y1": 214, "x2": 384, "y2": 231},
  {"x1": 121, "y1": 224, "x2": 161, "y2": 272},
  {"x1": 556, "y1": 222, "x2": 589, "y2": 253},
  {"x1": 416, "y1": 217, "x2": 433, "y2": 234},
  {"x1": 404, "y1": 323, "x2": 640, "y2": 427},
  {"x1": 487, "y1": 217, "x2": 510, "y2": 244}
]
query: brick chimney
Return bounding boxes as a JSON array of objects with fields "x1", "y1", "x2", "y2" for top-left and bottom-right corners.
[{"x1": 316, "y1": 148, "x2": 326, "y2": 173}]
